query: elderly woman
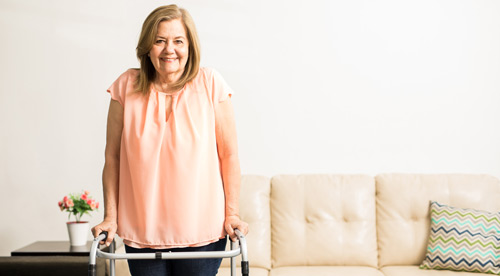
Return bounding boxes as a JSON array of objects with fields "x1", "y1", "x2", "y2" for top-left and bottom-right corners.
[{"x1": 91, "y1": 4, "x2": 248, "y2": 276}]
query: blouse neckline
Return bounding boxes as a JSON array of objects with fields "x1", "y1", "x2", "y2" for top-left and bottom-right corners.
[{"x1": 152, "y1": 84, "x2": 186, "y2": 97}]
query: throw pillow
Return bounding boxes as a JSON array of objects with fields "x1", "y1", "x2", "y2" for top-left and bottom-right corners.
[{"x1": 420, "y1": 201, "x2": 500, "y2": 275}]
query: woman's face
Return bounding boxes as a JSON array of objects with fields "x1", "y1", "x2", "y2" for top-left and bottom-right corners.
[{"x1": 149, "y1": 19, "x2": 189, "y2": 81}]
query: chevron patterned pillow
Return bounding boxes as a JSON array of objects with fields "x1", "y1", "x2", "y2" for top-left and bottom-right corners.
[{"x1": 420, "y1": 201, "x2": 500, "y2": 274}]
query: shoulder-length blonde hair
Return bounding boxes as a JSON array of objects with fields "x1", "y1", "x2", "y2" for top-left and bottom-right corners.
[{"x1": 135, "y1": 5, "x2": 201, "y2": 94}]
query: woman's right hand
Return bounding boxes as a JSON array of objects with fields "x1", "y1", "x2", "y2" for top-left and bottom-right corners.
[{"x1": 91, "y1": 219, "x2": 117, "y2": 246}]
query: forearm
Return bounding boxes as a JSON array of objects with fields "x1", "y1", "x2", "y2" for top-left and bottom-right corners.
[
  {"x1": 220, "y1": 154, "x2": 241, "y2": 218},
  {"x1": 102, "y1": 157, "x2": 119, "y2": 222}
]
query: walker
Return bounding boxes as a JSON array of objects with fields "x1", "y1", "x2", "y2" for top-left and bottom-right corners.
[{"x1": 88, "y1": 230, "x2": 249, "y2": 276}]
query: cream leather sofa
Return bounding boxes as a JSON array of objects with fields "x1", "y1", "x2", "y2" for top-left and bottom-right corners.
[{"x1": 111, "y1": 174, "x2": 500, "y2": 276}]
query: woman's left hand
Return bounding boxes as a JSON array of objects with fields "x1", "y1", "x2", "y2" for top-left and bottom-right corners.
[{"x1": 224, "y1": 215, "x2": 249, "y2": 242}]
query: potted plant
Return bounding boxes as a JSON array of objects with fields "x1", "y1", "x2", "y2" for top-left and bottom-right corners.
[{"x1": 58, "y1": 190, "x2": 99, "y2": 246}]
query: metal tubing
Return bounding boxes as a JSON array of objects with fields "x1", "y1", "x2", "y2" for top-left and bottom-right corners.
[
  {"x1": 234, "y1": 229, "x2": 248, "y2": 261},
  {"x1": 90, "y1": 230, "x2": 249, "y2": 275},
  {"x1": 88, "y1": 233, "x2": 107, "y2": 276},
  {"x1": 110, "y1": 239, "x2": 116, "y2": 276},
  {"x1": 235, "y1": 229, "x2": 249, "y2": 276},
  {"x1": 89, "y1": 233, "x2": 107, "y2": 265},
  {"x1": 230, "y1": 240, "x2": 237, "y2": 276},
  {"x1": 97, "y1": 248, "x2": 241, "y2": 260}
]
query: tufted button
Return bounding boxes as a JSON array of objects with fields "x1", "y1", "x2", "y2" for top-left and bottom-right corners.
[{"x1": 306, "y1": 217, "x2": 313, "y2": 224}]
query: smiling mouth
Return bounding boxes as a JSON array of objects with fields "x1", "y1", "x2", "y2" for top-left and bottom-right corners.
[{"x1": 160, "y1": 57, "x2": 177, "y2": 62}]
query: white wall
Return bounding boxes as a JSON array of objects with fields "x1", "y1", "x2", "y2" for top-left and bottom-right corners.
[{"x1": 1, "y1": 0, "x2": 499, "y2": 256}]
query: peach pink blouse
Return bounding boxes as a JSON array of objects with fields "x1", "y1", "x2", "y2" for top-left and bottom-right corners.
[{"x1": 107, "y1": 67, "x2": 233, "y2": 249}]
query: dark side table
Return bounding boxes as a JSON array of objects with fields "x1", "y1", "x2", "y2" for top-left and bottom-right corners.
[
  {"x1": 11, "y1": 240, "x2": 98, "y2": 256},
  {"x1": 1, "y1": 241, "x2": 107, "y2": 276}
]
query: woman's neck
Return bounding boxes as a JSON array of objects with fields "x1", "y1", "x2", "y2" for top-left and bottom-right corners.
[{"x1": 154, "y1": 72, "x2": 182, "y2": 93}]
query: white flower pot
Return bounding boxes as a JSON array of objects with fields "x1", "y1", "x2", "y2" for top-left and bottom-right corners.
[{"x1": 67, "y1": 221, "x2": 90, "y2": 246}]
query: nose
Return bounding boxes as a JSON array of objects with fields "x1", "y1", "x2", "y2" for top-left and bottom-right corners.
[{"x1": 164, "y1": 41, "x2": 175, "y2": 54}]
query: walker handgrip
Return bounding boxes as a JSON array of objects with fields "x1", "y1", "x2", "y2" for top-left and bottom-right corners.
[
  {"x1": 100, "y1": 231, "x2": 109, "y2": 241},
  {"x1": 88, "y1": 264, "x2": 96, "y2": 276},
  {"x1": 242, "y1": 260, "x2": 249, "y2": 276}
]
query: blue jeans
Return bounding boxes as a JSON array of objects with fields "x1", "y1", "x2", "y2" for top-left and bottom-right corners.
[{"x1": 124, "y1": 237, "x2": 227, "y2": 276}]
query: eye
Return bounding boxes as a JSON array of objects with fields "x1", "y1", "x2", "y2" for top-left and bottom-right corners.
[
  {"x1": 155, "y1": 39, "x2": 165, "y2": 44},
  {"x1": 175, "y1": 40, "x2": 184, "y2": 44}
]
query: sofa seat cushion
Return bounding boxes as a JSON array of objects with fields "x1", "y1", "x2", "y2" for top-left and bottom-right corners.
[
  {"x1": 269, "y1": 266, "x2": 384, "y2": 276},
  {"x1": 381, "y1": 265, "x2": 493, "y2": 276},
  {"x1": 217, "y1": 267, "x2": 269, "y2": 276},
  {"x1": 271, "y1": 174, "x2": 378, "y2": 267}
]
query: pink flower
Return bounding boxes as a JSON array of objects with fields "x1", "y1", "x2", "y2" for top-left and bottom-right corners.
[
  {"x1": 59, "y1": 192, "x2": 98, "y2": 221},
  {"x1": 88, "y1": 199, "x2": 97, "y2": 210},
  {"x1": 63, "y1": 196, "x2": 72, "y2": 207}
]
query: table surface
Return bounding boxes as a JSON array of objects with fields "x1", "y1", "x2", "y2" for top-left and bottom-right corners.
[{"x1": 11, "y1": 241, "x2": 107, "y2": 257}]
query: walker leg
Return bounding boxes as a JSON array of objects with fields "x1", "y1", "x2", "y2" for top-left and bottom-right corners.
[
  {"x1": 110, "y1": 240, "x2": 116, "y2": 276},
  {"x1": 230, "y1": 240, "x2": 237, "y2": 276}
]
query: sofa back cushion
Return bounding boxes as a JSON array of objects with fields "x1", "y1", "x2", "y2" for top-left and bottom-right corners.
[
  {"x1": 221, "y1": 175, "x2": 271, "y2": 270},
  {"x1": 376, "y1": 174, "x2": 500, "y2": 267},
  {"x1": 271, "y1": 174, "x2": 378, "y2": 268}
]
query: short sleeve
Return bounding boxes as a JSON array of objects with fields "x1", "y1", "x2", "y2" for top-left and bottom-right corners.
[
  {"x1": 107, "y1": 70, "x2": 134, "y2": 106},
  {"x1": 211, "y1": 69, "x2": 234, "y2": 105}
]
